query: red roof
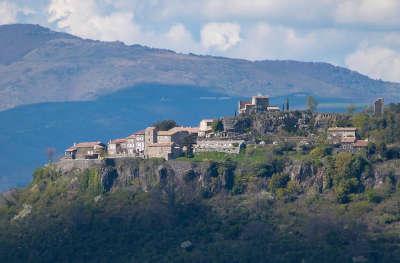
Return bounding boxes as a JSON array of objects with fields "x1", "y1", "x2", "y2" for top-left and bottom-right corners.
[
  {"x1": 239, "y1": 101, "x2": 251, "y2": 109},
  {"x1": 66, "y1": 141, "x2": 104, "y2": 151},
  {"x1": 65, "y1": 147, "x2": 77, "y2": 152},
  {"x1": 75, "y1": 141, "x2": 104, "y2": 148},
  {"x1": 127, "y1": 130, "x2": 145, "y2": 138},
  {"x1": 354, "y1": 140, "x2": 369, "y2": 147},
  {"x1": 341, "y1": 137, "x2": 357, "y2": 143},
  {"x1": 110, "y1": 138, "x2": 127, "y2": 144}
]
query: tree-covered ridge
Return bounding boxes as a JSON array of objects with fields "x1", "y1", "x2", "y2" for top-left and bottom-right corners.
[{"x1": 1, "y1": 104, "x2": 400, "y2": 262}]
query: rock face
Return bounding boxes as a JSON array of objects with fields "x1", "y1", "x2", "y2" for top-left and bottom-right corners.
[
  {"x1": 54, "y1": 158, "x2": 235, "y2": 198},
  {"x1": 52, "y1": 157, "x2": 400, "y2": 198}
]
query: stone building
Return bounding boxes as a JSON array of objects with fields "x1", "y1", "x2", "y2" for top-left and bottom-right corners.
[
  {"x1": 222, "y1": 116, "x2": 236, "y2": 132},
  {"x1": 238, "y1": 95, "x2": 270, "y2": 114},
  {"x1": 107, "y1": 138, "x2": 128, "y2": 156},
  {"x1": 199, "y1": 119, "x2": 215, "y2": 137},
  {"x1": 194, "y1": 139, "x2": 245, "y2": 154},
  {"x1": 327, "y1": 127, "x2": 357, "y2": 144},
  {"x1": 126, "y1": 130, "x2": 145, "y2": 157},
  {"x1": 65, "y1": 141, "x2": 106, "y2": 159},
  {"x1": 144, "y1": 126, "x2": 199, "y2": 160},
  {"x1": 374, "y1": 98, "x2": 384, "y2": 117},
  {"x1": 146, "y1": 142, "x2": 182, "y2": 160}
]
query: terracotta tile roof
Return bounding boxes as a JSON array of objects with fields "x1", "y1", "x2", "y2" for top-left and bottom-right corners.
[
  {"x1": 75, "y1": 141, "x2": 104, "y2": 148},
  {"x1": 127, "y1": 130, "x2": 145, "y2": 138},
  {"x1": 65, "y1": 146, "x2": 77, "y2": 152},
  {"x1": 328, "y1": 127, "x2": 357, "y2": 132},
  {"x1": 110, "y1": 138, "x2": 127, "y2": 144},
  {"x1": 239, "y1": 101, "x2": 251, "y2": 109},
  {"x1": 354, "y1": 140, "x2": 369, "y2": 147},
  {"x1": 158, "y1": 127, "x2": 198, "y2": 136},
  {"x1": 341, "y1": 137, "x2": 357, "y2": 143}
]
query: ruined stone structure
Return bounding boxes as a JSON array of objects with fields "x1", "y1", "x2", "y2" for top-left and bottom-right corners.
[
  {"x1": 194, "y1": 139, "x2": 245, "y2": 154},
  {"x1": 374, "y1": 98, "x2": 384, "y2": 117},
  {"x1": 327, "y1": 127, "x2": 357, "y2": 144}
]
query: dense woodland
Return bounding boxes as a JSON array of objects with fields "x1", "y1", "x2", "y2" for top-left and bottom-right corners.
[{"x1": 0, "y1": 104, "x2": 400, "y2": 262}]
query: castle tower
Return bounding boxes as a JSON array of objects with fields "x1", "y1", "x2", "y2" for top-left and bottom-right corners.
[{"x1": 373, "y1": 98, "x2": 384, "y2": 117}]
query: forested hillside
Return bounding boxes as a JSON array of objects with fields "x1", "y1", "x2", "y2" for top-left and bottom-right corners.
[{"x1": 1, "y1": 104, "x2": 400, "y2": 262}]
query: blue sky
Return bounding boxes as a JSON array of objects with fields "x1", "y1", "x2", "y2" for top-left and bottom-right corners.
[{"x1": 1, "y1": 0, "x2": 400, "y2": 82}]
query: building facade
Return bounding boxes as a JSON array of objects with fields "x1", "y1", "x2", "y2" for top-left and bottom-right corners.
[
  {"x1": 238, "y1": 95, "x2": 270, "y2": 114},
  {"x1": 144, "y1": 126, "x2": 198, "y2": 159},
  {"x1": 107, "y1": 138, "x2": 128, "y2": 156},
  {"x1": 65, "y1": 142, "x2": 106, "y2": 159},
  {"x1": 327, "y1": 127, "x2": 357, "y2": 144},
  {"x1": 199, "y1": 119, "x2": 215, "y2": 137},
  {"x1": 126, "y1": 130, "x2": 145, "y2": 156}
]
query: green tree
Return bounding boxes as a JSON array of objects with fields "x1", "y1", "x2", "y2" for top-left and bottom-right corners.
[
  {"x1": 346, "y1": 104, "x2": 357, "y2": 115},
  {"x1": 212, "y1": 120, "x2": 224, "y2": 132},
  {"x1": 306, "y1": 96, "x2": 318, "y2": 112},
  {"x1": 152, "y1": 120, "x2": 177, "y2": 131}
]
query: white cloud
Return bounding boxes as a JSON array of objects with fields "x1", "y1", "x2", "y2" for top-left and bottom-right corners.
[
  {"x1": 0, "y1": 1, "x2": 17, "y2": 24},
  {"x1": 47, "y1": 0, "x2": 201, "y2": 54},
  {"x1": 335, "y1": 0, "x2": 400, "y2": 27},
  {"x1": 202, "y1": 0, "x2": 335, "y2": 23},
  {"x1": 0, "y1": 1, "x2": 30, "y2": 24},
  {"x1": 345, "y1": 46, "x2": 400, "y2": 82},
  {"x1": 162, "y1": 24, "x2": 199, "y2": 53},
  {"x1": 47, "y1": 0, "x2": 140, "y2": 44},
  {"x1": 201, "y1": 22, "x2": 241, "y2": 51}
]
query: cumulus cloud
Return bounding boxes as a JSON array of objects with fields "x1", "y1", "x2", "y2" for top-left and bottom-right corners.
[
  {"x1": 161, "y1": 24, "x2": 200, "y2": 53},
  {"x1": 0, "y1": 1, "x2": 34, "y2": 25},
  {"x1": 345, "y1": 46, "x2": 400, "y2": 82},
  {"x1": 201, "y1": 22, "x2": 241, "y2": 51},
  {"x1": 335, "y1": 0, "x2": 400, "y2": 27},
  {"x1": 0, "y1": 1, "x2": 18, "y2": 24},
  {"x1": 47, "y1": 0, "x2": 141, "y2": 44}
]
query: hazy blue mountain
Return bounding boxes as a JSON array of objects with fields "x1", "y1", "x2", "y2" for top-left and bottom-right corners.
[{"x1": 0, "y1": 24, "x2": 398, "y2": 111}]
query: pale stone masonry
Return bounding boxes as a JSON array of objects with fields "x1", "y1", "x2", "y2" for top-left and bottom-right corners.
[
  {"x1": 144, "y1": 126, "x2": 199, "y2": 160},
  {"x1": 194, "y1": 139, "x2": 245, "y2": 154},
  {"x1": 107, "y1": 138, "x2": 128, "y2": 156},
  {"x1": 198, "y1": 119, "x2": 215, "y2": 137},
  {"x1": 374, "y1": 98, "x2": 384, "y2": 117},
  {"x1": 126, "y1": 130, "x2": 145, "y2": 157},
  {"x1": 65, "y1": 142, "x2": 106, "y2": 159},
  {"x1": 238, "y1": 95, "x2": 270, "y2": 114},
  {"x1": 327, "y1": 127, "x2": 357, "y2": 144}
]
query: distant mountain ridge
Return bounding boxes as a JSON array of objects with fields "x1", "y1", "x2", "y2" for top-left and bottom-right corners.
[{"x1": 0, "y1": 24, "x2": 399, "y2": 111}]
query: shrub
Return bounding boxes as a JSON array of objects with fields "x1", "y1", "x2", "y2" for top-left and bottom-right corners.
[
  {"x1": 310, "y1": 145, "x2": 332, "y2": 159},
  {"x1": 365, "y1": 189, "x2": 383, "y2": 203},
  {"x1": 152, "y1": 120, "x2": 177, "y2": 131},
  {"x1": 269, "y1": 173, "x2": 290, "y2": 192}
]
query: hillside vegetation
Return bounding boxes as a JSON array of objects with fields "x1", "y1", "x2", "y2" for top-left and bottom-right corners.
[{"x1": 1, "y1": 105, "x2": 400, "y2": 262}]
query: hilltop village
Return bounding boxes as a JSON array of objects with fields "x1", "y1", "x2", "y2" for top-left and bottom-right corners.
[{"x1": 64, "y1": 96, "x2": 385, "y2": 161}]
